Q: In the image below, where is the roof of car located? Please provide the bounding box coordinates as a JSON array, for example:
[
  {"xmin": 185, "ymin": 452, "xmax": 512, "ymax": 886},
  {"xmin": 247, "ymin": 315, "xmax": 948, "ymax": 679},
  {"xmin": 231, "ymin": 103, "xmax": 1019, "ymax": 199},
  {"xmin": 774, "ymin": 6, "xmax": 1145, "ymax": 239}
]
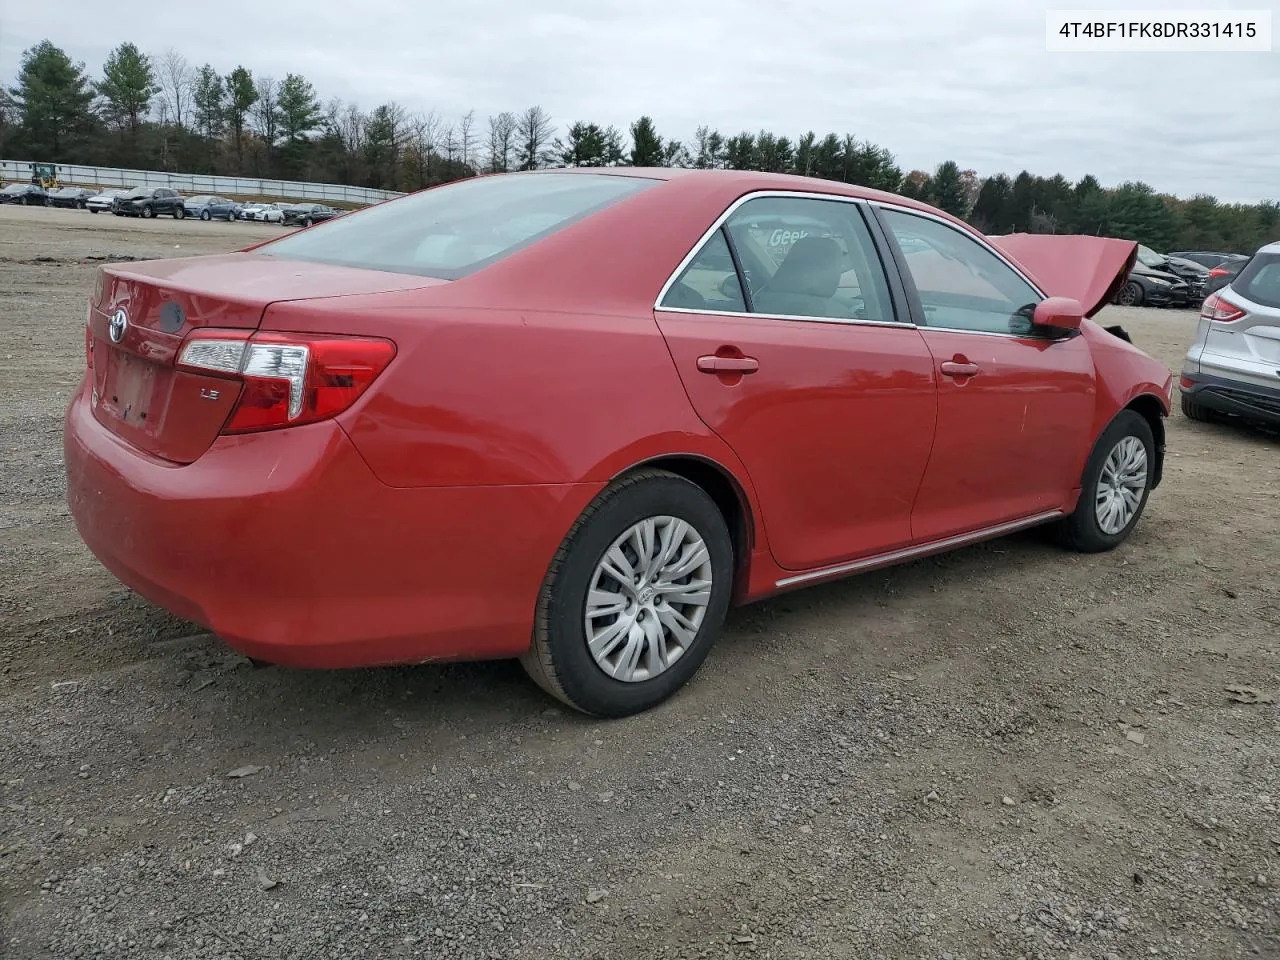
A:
[{"xmin": 537, "ymin": 166, "xmax": 941, "ymax": 216}]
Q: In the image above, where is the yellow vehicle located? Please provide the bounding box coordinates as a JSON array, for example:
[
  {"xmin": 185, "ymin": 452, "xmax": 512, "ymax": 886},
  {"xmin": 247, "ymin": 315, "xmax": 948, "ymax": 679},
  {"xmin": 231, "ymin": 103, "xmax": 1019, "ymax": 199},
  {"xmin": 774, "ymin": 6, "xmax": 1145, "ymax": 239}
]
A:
[{"xmin": 30, "ymin": 163, "xmax": 59, "ymax": 190}]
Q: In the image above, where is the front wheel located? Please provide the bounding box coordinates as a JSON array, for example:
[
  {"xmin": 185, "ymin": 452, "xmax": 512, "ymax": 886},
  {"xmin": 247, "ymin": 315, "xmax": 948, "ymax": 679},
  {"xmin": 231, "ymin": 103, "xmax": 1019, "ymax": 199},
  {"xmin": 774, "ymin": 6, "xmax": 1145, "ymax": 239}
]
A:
[
  {"xmin": 521, "ymin": 469, "xmax": 734, "ymax": 717},
  {"xmin": 200, "ymin": 209, "xmax": 211, "ymax": 221},
  {"xmin": 1055, "ymin": 410, "xmax": 1155, "ymax": 553},
  {"xmin": 141, "ymin": 205, "xmax": 154, "ymax": 219}
]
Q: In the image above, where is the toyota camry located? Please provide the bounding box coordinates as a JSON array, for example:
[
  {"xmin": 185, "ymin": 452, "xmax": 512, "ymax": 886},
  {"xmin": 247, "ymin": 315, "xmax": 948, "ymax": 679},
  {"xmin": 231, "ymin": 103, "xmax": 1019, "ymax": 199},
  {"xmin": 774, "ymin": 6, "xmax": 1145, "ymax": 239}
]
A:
[{"xmin": 64, "ymin": 169, "xmax": 1174, "ymax": 716}]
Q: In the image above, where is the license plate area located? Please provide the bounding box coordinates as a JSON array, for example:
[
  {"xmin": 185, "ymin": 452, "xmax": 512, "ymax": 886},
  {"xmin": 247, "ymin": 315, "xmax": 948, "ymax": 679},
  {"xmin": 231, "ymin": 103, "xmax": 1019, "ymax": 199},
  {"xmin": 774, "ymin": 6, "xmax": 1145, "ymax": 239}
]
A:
[{"xmin": 100, "ymin": 351, "xmax": 161, "ymax": 426}]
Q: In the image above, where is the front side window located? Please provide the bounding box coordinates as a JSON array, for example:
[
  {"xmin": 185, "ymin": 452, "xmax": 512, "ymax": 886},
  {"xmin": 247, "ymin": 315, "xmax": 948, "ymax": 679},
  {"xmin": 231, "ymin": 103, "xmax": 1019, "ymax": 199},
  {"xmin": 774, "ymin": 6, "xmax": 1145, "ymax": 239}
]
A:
[
  {"xmin": 724, "ymin": 196, "xmax": 894, "ymax": 322},
  {"xmin": 258, "ymin": 172, "xmax": 656, "ymax": 280},
  {"xmin": 880, "ymin": 209, "xmax": 1042, "ymax": 335}
]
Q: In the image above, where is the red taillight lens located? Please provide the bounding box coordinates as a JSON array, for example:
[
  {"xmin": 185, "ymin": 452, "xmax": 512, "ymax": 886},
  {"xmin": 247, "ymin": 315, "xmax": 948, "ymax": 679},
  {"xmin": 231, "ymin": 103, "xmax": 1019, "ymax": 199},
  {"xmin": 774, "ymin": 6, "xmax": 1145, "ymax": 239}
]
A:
[
  {"xmin": 176, "ymin": 330, "xmax": 396, "ymax": 434},
  {"xmin": 1199, "ymin": 292, "xmax": 1246, "ymax": 323},
  {"xmin": 1208, "ymin": 267, "xmax": 1229, "ymax": 277}
]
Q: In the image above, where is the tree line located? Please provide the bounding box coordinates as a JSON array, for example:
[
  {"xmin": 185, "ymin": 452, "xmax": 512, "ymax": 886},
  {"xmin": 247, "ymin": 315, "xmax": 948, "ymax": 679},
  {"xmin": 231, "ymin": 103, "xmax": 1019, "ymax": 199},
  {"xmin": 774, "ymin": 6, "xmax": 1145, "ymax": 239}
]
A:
[{"xmin": 2, "ymin": 39, "xmax": 1276, "ymax": 253}]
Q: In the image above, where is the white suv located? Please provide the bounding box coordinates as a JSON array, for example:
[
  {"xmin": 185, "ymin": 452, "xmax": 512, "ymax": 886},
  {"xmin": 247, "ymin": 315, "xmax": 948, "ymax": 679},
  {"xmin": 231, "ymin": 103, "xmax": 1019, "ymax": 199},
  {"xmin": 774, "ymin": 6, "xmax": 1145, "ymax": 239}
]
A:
[{"xmin": 1179, "ymin": 241, "xmax": 1280, "ymax": 429}]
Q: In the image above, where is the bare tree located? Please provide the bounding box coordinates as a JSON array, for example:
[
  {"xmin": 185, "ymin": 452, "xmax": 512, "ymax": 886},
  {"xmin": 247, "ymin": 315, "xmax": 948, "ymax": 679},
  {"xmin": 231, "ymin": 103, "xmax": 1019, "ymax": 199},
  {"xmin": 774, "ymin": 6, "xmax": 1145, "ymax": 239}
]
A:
[
  {"xmin": 515, "ymin": 105, "xmax": 555, "ymax": 171},
  {"xmin": 442, "ymin": 125, "xmax": 458, "ymax": 165},
  {"xmin": 405, "ymin": 110, "xmax": 440, "ymax": 186},
  {"xmin": 157, "ymin": 49, "xmax": 193, "ymax": 129},
  {"xmin": 252, "ymin": 75, "xmax": 280, "ymax": 145},
  {"xmin": 458, "ymin": 109, "xmax": 477, "ymax": 170},
  {"xmin": 485, "ymin": 111, "xmax": 516, "ymax": 173}
]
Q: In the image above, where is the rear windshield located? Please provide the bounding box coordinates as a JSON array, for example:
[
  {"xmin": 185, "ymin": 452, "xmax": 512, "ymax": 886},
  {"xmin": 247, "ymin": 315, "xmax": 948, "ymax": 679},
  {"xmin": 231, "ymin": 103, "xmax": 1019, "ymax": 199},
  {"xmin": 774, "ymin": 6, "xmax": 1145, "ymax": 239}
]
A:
[
  {"xmin": 1232, "ymin": 253, "xmax": 1280, "ymax": 308},
  {"xmin": 256, "ymin": 172, "xmax": 657, "ymax": 280}
]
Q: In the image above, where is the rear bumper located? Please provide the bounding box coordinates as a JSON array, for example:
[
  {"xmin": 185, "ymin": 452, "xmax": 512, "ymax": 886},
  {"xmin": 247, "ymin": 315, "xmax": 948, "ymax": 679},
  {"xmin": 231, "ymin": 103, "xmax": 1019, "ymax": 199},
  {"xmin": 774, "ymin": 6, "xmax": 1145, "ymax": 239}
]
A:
[
  {"xmin": 64, "ymin": 383, "xmax": 599, "ymax": 668},
  {"xmin": 1180, "ymin": 372, "xmax": 1280, "ymax": 425}
]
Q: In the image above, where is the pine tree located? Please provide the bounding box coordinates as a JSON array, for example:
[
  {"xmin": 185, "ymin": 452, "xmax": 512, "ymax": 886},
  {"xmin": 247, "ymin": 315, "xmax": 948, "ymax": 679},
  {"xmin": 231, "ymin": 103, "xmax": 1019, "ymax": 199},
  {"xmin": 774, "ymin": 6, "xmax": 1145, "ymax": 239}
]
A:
[
  {"xmin": 8, "ymin": 40, "xmax": 97, "ymax": 158},
  {"xmin": 98, "ymin": 43, "xmax": 158, "ymax": 135},
  {"xmin": 629, "ymin": 116, "xmax": 663, "ymax": 167}
]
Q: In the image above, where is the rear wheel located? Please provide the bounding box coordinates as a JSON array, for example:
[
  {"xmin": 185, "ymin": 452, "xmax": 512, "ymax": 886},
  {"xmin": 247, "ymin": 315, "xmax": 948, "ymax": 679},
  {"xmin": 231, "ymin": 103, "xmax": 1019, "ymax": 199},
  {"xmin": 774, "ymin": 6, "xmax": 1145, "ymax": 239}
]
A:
[
  {"xmin": 521, "ymin": 469, "xmax": 733, "ymax": 717},
  {"xmin": 1115, "ymin": 281, "xmax": 1144, "ymax": 307},
  {"xmin": 174, "ymin": 206, "xmax": 185, "ymax": 220},
  {"xmin": 1056, "ymin": 410, "xmax": 1155, "ymax": 553},
  {"xmin": 1180, "ymin": 392, "xmax": 1218, "ymax": 422}
]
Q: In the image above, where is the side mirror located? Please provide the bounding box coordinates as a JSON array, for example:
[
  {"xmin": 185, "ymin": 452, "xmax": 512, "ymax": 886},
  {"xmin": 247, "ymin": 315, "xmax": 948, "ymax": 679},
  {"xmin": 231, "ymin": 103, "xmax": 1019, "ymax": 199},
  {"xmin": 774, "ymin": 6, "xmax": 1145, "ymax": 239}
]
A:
[{"xmin": 1032, "ymin": 296, "xmax": 1084, "ymax": 336}]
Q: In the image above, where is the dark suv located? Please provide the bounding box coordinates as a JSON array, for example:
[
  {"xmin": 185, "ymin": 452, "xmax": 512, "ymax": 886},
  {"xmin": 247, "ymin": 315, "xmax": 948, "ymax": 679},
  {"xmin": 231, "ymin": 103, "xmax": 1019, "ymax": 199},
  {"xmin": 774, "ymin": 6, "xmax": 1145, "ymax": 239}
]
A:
[
  {"xmin": 1169, "ymin": 250, "xmax": 1251, "ymax": 295},
  {"xmin": 113, "ymin": 187, "xmax": 186, "ymax": 219},
  {"xmin": 281, "ymin": 203, "xmax": 340, "ymax": 227}
]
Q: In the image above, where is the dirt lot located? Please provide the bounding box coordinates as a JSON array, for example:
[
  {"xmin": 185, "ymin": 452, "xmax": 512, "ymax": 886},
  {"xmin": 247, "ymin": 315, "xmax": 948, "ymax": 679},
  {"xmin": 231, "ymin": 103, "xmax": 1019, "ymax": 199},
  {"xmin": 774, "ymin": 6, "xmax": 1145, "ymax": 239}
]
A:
[{"xmin": 1, "ymin": 204, "xmax": 1277, "ymax": 960}]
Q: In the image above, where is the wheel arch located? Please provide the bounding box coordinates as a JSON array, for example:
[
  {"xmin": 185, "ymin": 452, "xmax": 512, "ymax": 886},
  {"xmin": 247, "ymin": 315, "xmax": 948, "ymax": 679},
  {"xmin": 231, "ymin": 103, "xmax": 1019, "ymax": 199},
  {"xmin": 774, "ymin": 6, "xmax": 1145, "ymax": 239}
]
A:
[
  {"xmin": 1124, "ymin": 392, "xmax": 1167, "ymax": 489},
  {"xmin": 611, "ymin": 453, "xmax": 756, "ymax": 598}
]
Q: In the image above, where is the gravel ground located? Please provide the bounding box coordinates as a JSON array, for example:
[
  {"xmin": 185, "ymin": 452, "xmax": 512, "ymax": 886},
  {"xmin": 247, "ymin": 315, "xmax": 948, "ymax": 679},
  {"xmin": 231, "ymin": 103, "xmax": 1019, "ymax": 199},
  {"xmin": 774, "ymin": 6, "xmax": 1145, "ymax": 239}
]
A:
[{"xmin": 1, "ymin": 204, "xmax": 1278, "ymax": 960}]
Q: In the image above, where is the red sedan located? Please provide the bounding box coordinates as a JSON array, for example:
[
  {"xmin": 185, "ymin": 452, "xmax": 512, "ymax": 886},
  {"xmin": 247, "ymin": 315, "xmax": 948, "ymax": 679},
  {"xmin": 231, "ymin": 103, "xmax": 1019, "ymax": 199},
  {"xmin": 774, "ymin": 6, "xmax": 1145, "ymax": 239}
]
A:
[{"xmin": 65, "ymin": 169, "xmax": 1173, "ymax": 716}]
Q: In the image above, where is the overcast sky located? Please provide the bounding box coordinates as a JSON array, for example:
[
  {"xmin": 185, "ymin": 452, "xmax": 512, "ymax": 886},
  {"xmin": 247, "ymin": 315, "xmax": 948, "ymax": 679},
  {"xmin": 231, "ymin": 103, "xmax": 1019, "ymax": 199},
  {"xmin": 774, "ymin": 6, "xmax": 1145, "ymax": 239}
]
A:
[{"xmin": 3, "ymin": 0, "xmax": 1276, "ymax": 203}]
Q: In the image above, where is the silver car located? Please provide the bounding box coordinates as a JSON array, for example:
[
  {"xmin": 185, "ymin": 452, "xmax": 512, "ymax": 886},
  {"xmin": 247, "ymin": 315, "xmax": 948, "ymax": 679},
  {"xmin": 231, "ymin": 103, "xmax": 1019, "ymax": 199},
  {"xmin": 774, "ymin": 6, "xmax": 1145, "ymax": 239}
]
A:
[{"xmin": 1179, "ymin": 241, "xmax": 1280, "ymax": 428}]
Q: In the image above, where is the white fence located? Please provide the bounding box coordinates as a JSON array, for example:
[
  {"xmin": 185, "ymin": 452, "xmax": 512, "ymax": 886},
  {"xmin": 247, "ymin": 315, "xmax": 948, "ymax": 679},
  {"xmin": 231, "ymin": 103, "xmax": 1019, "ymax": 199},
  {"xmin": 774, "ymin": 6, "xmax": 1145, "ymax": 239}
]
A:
[{"xmin": 0, "ymin": 160, "xmax": 404, "ymax": 206}]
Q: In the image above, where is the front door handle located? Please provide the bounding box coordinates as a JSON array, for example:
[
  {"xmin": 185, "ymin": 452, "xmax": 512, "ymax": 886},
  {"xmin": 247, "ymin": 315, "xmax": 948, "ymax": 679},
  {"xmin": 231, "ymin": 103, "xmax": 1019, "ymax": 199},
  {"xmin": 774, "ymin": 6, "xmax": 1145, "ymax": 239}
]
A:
[
  {"xmin": 940, "ymin": 360, "xmax": 980, "ymax": 378},
  {"xmin": 697, "ymin": 355, "xmax": 759, "ymax": 374}
]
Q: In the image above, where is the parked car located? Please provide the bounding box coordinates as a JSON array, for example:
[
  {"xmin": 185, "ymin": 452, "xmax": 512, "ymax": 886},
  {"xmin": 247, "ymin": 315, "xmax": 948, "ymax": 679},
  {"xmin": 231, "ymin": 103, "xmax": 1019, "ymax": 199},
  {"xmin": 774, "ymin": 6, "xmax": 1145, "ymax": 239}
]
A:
[
  {"xmin": 183, "ymin": 195, "xmax": 240, "ymax": 221},
  {"xmin": 0, "ymin": 183, "xmax": 50, "ymax": 205},
  {"xmin": 48, "ymin": 186, "xmax": 97, "ymax": 209},
  {"xmin": 1161, "ymin": 255, "xmax": 1210, "ymax": 304},
  {"xmin": 113, "ymin": 187, "xmax": 186, "ymax": 219},
  {"xmin": 1114, "ymin": 244, "xmax": 1190, "ymax": 307},
  {"xmin": 249, "ymin": 202, "xmax": 290, "ymax": 223},
  {"xmin": 65, "ymin": 170, "xmax": 1173, "ymax": 717},
  {"xmin": 1179, "ymin": 240, "xmax": 1280, "ymax": 429},
  {"xmin": 236, "ymin": 202, "xmax": 265, "ymax": 221},
  {"xmin": 1170, "ymin": 251, "xmax": 1253, "ymax": 296},
  {"xmin": 281, "ymin": 203, "xmax": 339, "ymax": 227},
  {"xmin": 86, "ymin": 188, "xmax": 130, "ymax": 214}
]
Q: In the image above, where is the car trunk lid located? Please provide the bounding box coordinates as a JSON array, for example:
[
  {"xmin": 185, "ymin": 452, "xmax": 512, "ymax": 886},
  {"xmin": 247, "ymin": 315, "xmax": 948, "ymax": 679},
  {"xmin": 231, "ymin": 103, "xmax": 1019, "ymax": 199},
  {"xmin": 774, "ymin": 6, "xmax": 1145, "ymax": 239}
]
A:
[{"xmin": 88, "ymin": 254, "xmax": 448, "ymax": 464}]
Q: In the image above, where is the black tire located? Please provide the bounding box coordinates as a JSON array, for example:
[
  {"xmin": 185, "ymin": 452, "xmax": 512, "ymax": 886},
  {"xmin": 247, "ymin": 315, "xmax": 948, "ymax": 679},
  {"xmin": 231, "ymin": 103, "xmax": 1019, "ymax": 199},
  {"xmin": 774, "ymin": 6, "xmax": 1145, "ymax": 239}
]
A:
[
  {"xmin": 521, "ymin": 469, "xmax": 734, "ymax": 717},
  {"xmin": 200, "ymin": 209, "xmax": 211, "ymax": 221},
  {"xmin": 174, "ymin": 205, "xmax": 185, "ymax": 220},
  {"xmin": 22, "ymin": 195, "xmax": 30, "ymax": 206},
  {"xmin": 90, "ymin": 208, "xmax": 99, "ymax": 214},
  {"xmin": 1115, "ymin": 281, "xmax": 1144, "ymax": 307},
  {"xmin": 1180, "ymin": 391, "xmax": 1218, "ymax": 423},
  {"xmin": 303, "ymin": 217, "xmax": 313, "ymax": 228},
  {"xmin": 1055, "ymin": 409, "xmax": 1155, "ymax": 553},
  {"xmin": 141, "ymin": 205, "xmax": 154, "ymax": 219}
]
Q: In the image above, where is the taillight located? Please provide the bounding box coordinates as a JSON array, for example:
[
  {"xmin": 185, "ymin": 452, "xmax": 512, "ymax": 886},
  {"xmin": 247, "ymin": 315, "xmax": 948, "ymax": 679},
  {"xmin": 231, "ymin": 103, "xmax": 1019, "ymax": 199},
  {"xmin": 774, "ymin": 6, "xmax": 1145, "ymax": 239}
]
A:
[
  {"xmin": 1200, "ymin": 292, "xmax": 1246, "ymax": 323},
  {"xmin": 176, "ymin": 330, "xmax": 396, "ymax": 434},
  {"xmin": 1208, "ymin": 267, "xmax": 1229, "ymax": 277}
]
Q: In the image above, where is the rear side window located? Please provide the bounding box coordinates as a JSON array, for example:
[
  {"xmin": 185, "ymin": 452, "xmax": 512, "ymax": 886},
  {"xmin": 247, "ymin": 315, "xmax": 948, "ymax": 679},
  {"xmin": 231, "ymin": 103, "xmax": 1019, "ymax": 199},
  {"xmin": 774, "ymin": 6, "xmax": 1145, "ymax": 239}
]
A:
[
  {"xmin": 1233, "ymin": 253, "xmax": 1280, "ymax": 308},
  {"xmin": 257, "ymin": 173, "xmax": 657, "ymax": 280},
  {"xmin": 661, "ymin": 230, "xmax": 746, "ymax": 312}
]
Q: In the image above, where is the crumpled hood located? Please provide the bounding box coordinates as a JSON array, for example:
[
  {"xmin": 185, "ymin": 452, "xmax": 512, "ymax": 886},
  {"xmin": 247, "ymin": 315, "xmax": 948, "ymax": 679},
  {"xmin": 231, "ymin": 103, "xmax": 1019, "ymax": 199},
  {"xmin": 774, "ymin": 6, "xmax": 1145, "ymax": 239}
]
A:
[{"xmin": 987, "ymin": 234, "xmax": 1138, "ymax": 318}]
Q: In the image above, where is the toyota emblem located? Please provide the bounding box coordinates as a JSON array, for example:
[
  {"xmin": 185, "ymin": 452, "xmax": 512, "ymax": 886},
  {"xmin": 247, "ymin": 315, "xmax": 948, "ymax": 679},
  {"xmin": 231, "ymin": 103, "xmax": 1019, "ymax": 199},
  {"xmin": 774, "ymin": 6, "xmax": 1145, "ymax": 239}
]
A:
[{"xmin": 108, "ymin": 308, "xmax": 128, "ymax": 343}]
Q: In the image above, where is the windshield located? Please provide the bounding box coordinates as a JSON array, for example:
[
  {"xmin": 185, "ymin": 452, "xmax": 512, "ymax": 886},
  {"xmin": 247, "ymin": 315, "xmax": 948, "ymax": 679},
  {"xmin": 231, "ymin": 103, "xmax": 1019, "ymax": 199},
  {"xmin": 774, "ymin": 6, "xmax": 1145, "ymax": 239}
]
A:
[
  {"xmin": 1136, "ymin": 245, "xmax": 1167, "ymax": 268},
  {"xmin": 122, "ymin": 188, "xmax": 148, "ymax": 199},
  {"xmin": 2, "ymin": 185, "xmax": 24, "ymax": 193},
  {"xmin": 257, "ymin": 172, "xmax": 657, "ymax": 280},
  {"xmin": 187, "ymin": 195, "xmax": 212, "ymax": 204}
]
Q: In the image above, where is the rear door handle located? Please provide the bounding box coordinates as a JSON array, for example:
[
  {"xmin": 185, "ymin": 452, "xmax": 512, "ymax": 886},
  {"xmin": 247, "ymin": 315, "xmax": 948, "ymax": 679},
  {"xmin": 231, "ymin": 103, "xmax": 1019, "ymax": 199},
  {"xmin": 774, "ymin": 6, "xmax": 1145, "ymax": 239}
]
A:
[
  {"xmin": 697, "ymin": 355, "xmax": 759, "ymax": 374},
  {"xmin": 940, "ymin": 360, "xmax": 980, "ymax": 377}
]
